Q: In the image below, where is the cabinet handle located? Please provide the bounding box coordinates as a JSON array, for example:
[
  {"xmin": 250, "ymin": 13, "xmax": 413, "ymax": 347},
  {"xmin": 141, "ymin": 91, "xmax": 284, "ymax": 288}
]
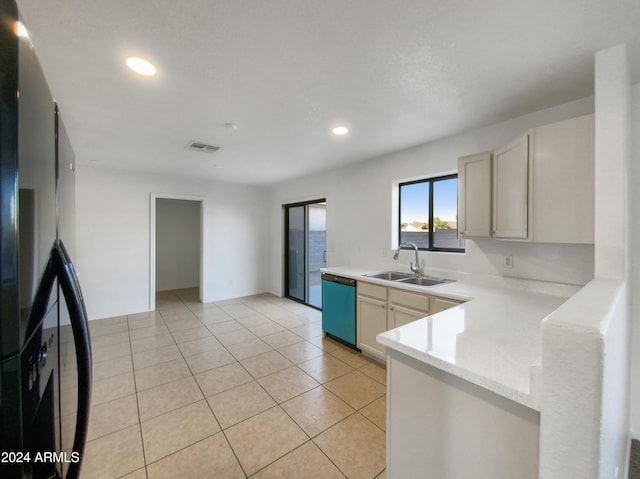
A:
[{"xmin": 389, "ymin": 306, "xmax": 394, "ymax": 311}]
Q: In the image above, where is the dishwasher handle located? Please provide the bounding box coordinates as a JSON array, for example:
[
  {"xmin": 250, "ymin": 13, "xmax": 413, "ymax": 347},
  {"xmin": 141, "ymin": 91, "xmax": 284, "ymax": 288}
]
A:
[{"xmin": 322, "ymin": 273, "xmax": 356, "ymax": 287}]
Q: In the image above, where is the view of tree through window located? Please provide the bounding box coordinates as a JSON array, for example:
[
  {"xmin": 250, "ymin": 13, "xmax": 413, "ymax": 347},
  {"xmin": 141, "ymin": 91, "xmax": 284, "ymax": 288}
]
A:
[{"xmin": 399, "ymin": 175, "xmax": 464, "ymax": 252}]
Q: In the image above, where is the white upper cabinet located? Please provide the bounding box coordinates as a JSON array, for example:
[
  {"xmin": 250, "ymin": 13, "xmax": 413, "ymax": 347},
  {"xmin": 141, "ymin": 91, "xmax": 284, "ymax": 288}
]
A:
[
  {"xmin": 529, "ymin": 114, "xmax": 594, "ymax": 244},
  {"xmin": 493, "ymin": 134, "xmax": 530, "ymax": 239},
  {"xmin": 458, "ymin": 152, "xmax": 492, "ymax": 238},
  {"xmin": 458, "ymin": 114, "xmax": 594, "ymax": 244}
]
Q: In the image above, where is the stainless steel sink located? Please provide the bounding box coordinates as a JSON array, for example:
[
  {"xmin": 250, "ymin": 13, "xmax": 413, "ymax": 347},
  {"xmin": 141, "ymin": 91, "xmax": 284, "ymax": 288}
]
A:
[
  {"xmin": 364, "ymin": 271, "xmax": 413, "ymax": 281},
  {"xmin": 363, "ymin": 271, "xmax": 454, "ymax": 287},
  {"xmin": 397, "ymin": 276, "xmax": 452, "ymax": 287}
]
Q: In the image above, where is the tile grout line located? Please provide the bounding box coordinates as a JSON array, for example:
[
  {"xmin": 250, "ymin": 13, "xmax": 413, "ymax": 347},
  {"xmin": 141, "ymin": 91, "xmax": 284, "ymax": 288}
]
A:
[
  {"xmin": 169, "ymin": 291, "xmax": 270, "ymax": 478},
  {"xmin": 219, "ymin": 293, "xmax": 388, "ymax": 477},
  {"xmin": 181, "ymin": 294, "xmax": 252, "ymax": 478},
  {"xmin": 126, "ymin": 312, "xmax": 151, "ymax": 479},
  {"xmin": 233, "ymin": 296, "xmax": 364, "ymax": 478},
  {"xmin": 193, "ymin": 295, "xmax": 320, "ymax": 477},
  {"xmin": 136, "ymin": 292, "xmax": 228, "ymax": 476},
  {"xmin": 84, "ymin": 320, "xmax": 140, "ymax": 470},
  {"xmin": 88, "ymin": 290, "xmax": 385, "ymax": 478}
]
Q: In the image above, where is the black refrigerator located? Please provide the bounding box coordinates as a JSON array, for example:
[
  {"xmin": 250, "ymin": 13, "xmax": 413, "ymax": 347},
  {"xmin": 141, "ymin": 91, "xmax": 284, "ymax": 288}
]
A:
[{"xmin": 0, "ymin": 1, "xmax": 92, "ymax": 478}]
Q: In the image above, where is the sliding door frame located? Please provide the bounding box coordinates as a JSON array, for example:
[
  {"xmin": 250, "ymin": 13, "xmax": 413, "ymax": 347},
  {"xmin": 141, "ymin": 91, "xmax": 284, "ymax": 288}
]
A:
[{"xmin": 283, "ymin": 198, "xmax": 326, "ymax": 310}]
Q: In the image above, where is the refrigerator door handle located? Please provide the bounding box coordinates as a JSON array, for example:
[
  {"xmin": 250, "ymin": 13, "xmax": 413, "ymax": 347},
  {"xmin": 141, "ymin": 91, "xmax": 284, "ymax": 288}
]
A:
[
  {"xmin": 27, "ymin": 249, "xmax": 57, "ymax": 338},
  {"xmin": 52, "ymin": 240, "xmax": 92, "ymax": 479}
]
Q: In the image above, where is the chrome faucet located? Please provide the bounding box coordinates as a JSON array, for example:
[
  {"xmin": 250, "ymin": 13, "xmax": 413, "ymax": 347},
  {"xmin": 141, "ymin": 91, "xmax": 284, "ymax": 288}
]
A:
[{"xmin": 393, "ymin": 241, "xmax": 422, "ymax": 276}]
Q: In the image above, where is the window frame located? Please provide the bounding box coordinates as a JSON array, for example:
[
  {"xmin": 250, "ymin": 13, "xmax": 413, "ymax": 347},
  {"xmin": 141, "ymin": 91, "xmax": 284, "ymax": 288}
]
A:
[{"xmin": 398, "ymin": 173, "xmax": 464, "ymax": 253}]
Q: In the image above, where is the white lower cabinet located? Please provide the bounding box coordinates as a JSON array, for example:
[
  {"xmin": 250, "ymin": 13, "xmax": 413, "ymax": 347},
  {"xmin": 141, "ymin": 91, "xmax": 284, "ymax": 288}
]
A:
[
  {"xmin": 431, "ymin": 296, "xmax": 463, "ymax": 314},
  {"xmin": 388, "ymin": 305, "xmax": 426, "ymax": 329},
  {"xmin": 357, "ymin": 282, "xmax": 462, "ymax": 362},
  {"xmin": 357, "ymin": 282, "xmax": 388, "ymax": 360},
  {"xmin": 388, "ymin": 288, "xmax": 430, "ymax": 329}
]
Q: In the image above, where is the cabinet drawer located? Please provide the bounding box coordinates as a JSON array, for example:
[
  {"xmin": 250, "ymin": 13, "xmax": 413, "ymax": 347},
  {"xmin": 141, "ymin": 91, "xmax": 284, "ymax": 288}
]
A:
[
  {"xmin": 358, "ymin": 281, "xmax": 387, "ymax": 300},
  {"xmin": 388, "ymin": 288, "xmax": 430, "ymax": 313}
]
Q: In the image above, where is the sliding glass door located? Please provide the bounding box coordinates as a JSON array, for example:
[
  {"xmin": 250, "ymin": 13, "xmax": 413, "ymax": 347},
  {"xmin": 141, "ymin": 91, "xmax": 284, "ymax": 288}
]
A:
[{"xmin": 285, "ymin": 200, "xmax": 326, "ymax": 309}]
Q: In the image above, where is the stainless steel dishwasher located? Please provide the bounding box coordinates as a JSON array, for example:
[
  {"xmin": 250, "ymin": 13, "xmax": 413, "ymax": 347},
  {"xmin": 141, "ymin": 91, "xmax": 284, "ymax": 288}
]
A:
[{"xmin": 321, "ymin": 273, "xmax": 357, "ymax": 348}]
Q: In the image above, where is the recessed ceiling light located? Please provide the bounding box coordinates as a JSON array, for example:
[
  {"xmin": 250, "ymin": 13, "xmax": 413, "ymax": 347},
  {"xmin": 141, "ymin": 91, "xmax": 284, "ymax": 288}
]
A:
[
  {"xmin": 332, "ymin": 126, "xmax": 349, "ymax": 136},
  {"xmin": 126, "ymin": 57, "xmax": 157, "ymax": 76}
]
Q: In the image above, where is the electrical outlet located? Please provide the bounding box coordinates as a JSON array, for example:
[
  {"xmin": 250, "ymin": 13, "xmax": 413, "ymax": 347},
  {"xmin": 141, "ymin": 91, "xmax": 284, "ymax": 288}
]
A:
[{"xmin": 503, "ymin": 254, "xmax": 514, "ymax": 269}]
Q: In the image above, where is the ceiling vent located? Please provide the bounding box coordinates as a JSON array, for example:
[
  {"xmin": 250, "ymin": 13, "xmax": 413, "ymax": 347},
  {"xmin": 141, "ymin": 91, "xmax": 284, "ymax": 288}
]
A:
[{"xmin": 186, "ymin": 141, "xmax": 222, "ymax": 154}]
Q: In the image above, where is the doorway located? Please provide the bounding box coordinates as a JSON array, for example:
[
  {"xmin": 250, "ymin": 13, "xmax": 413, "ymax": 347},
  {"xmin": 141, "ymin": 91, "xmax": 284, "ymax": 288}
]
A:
[
  {"xmin": 150, "ymin": 194, "xmax": 206, "ymax": 310},
  {"xmin": 284, "ymin": 199, "xmax": 326, "ymax": 309}
]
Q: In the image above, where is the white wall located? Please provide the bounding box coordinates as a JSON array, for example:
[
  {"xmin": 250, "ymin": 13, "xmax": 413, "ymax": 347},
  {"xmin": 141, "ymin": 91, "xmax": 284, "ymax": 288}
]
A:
[
  {"xmin": 267, "ymin": 96, "xmax": 596, "ymax": 296},
  {"xmin": 592, "ymin": 45, "xmax": 632, "ymax": 476},
  {"xmin": 594, "ymin": 47, "xmax": 630, "ymax": 279},
  {"xmin": 75, "ymin": 165, "xmax": 270, "ymax": 320},
  {"xmin": 630, "ymin": 82, "xmax": 640, "ymax": 438},
  {"xmin": 539, "ymin": 44, "xmax": 632, "ymax": 479},
  {"xmin": 155, "ymin": 198, "xmax": 200, "ymax": 292},
  {"xmin": 540, "ymin": 279, "xmax": 627, "ymax": 478}
]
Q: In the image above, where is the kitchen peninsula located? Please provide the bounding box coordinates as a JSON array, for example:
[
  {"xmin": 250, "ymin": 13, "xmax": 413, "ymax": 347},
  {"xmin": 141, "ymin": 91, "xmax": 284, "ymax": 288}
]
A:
[{"xmin": 322, "ymin": 265, "xmax": 580, "ymax": 478}]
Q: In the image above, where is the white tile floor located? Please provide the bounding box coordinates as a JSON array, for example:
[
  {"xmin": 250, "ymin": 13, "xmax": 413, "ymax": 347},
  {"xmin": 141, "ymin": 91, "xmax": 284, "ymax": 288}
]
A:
[{"xmin": 80, "ymin": 289, "xmax": 386, "ymax": 478}]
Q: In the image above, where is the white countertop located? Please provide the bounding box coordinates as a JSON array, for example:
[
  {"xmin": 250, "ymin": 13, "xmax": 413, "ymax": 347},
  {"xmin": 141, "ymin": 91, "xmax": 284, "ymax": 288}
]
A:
[{"xmin": 322, "ymin": 266, "xmax": 580, "ymax": 410}]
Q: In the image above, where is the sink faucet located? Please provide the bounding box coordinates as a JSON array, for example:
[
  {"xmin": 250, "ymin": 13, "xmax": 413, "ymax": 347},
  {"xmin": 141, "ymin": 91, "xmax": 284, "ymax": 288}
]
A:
[{"xmin": 393, "ymin": 242, "xmax": 422, "ymax": 276}]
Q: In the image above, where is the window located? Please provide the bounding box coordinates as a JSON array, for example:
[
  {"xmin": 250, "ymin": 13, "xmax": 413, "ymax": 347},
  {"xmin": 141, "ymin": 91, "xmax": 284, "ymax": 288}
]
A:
[{"xmin": 399, "ymin": 174, "xmax": 464, "ymax": 252}]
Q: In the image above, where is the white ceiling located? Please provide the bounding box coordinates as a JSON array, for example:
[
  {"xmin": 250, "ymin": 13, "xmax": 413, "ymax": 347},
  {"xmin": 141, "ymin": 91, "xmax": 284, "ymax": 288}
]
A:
[{"xmin": 16, "ymin": 0, "xmax": 640, "ymax": 186}]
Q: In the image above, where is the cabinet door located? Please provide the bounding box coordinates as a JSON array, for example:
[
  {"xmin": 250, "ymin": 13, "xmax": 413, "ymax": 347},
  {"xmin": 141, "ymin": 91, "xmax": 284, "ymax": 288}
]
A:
[
  {"xmin": 357, "ymin": 295, "xmax": 387, "ymax": 360},
  {"xmin": 389, "ymin": 304, "xmax": 429, "ymax": 329},
  {"xmin": 530, "ymin": 114, "xmax": 594, "ymax": 243},
  {"xmin": 493, "ymin": 134, "xmax": 529, "ymax": 239},
  {"xmin": 388, "ymin": 288, "xmax": 430, "ymax": 329},
  {"xmin": 430, "ymin": 296, "xmax": 462, "ymax": 314},
  {"xmin": 458, "ymin": 152, "xmax": 492, "ymax": 238}
]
